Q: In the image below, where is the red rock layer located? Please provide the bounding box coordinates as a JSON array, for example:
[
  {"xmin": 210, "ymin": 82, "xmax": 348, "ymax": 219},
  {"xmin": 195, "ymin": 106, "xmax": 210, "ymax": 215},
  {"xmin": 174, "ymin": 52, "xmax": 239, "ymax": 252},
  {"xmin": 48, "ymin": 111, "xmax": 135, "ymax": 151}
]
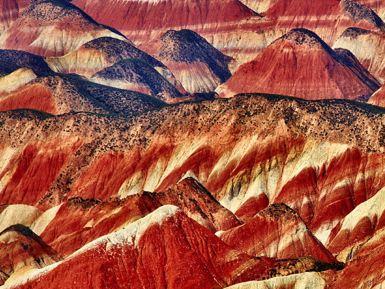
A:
[
  {"xmin": 235, "ymin": 194, "xmax": 269, "ymax": 222},
  {"xmin": 0, "ymin": 0, "xmax": 29, "ymax": 29},
  {"xmin": 0, "ymin": 224, "xmax": 59, "ymax": 285},
  {"xmin": 220, "ymin": 204, "xmax": 336, "ymax": 263},
  {"xmin": 326, "ymin": 228, "xmax": 385, "ymax": 288},
  {"xmin": 0, "ymin": 95, "xmax": 384, "ymax": 247},
  {"xmin": 11, "ymin": 206, "xmax": 323, "ymax": 289},
  {"xmin": 0, "ymin": 74, "xmax": 165, "ymax": 115},
  {"xmin": 0, "ymin": 0, "xmax": 124, "ymax": 57},
  {"xmin": 265, "ymin": 0, "xmax": 385, "ymax": 43},
  {"xmin": 40, "ymin": 194, "xmax": 161, "ymax": 256},
  {"xmin": 217, "ymin": 28, "xmax": 380, "ymax": 100},
  {"xmin": 0, "ymin": 138, "xmax": 82, "ymax": 205},
  {"xmin": 0, "ymin": 84, "xmax": 57, "ymax": 114},
  {"xmin": 334, "ymin": 27, "xmax": 385, "ymax": 82},
  {"xmin": 155, "ymin": 177, "xmax": 242, "ymax": 231},
  {"xmin": 70, "ymin": 0, "xmax": 256, "ymax": 36}
]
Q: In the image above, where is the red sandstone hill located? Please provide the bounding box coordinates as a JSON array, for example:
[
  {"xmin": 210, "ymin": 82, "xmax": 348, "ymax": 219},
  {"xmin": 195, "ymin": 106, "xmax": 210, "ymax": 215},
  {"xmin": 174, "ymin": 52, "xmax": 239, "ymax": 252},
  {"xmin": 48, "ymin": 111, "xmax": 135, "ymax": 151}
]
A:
[
  {"xmin": 67, "ymin": 0, "xmax": 257, "ymax": 37},
  {"xmin": 334, "ymin": 27, "xmax": 385, "ymax": 82},
  {"xmin": 156, "ymin": 29, "xmax": 232, "ymax": 94},
  {"xmin": 0, "ymin": 94, "xmax": 383, "ymax": 287},
  {"xmin": 217, "ymin": 28, "xmax": 380, "ymax": 100},
  {"xmin": 155, "ymin": 177, "xmax": 242, "ymax": 231},
  {"xmin": 0, "ymin": 0, "xmax": 125, "ymax": 57},
  {"xmin": 219, "ymin": 204, "xmax": 336, "ymax": 263},
  {"xmin": 91, "ymin": 58, "xmax": 187, "ymax": 103},
  {"xmin": 5, "ymin": 206, "xmax": 341, "ymax": 289},
  {"xmin": 0, "ymin": 224, "xmax": 59, "ymax": 285},
  {"xmin": 265, "ymin": 0, "xmax": 385, "ymax": 43},
  {"xmin": 45, "ymin": 36, "xmax": 185, "ymax": 91},
  {"xmin": 0, "ymin": 74, "xmax": 165, "ymax": 115},
  {"xmin": 0, "ymin": 94, "xmax": 384, "ymax": 241}
]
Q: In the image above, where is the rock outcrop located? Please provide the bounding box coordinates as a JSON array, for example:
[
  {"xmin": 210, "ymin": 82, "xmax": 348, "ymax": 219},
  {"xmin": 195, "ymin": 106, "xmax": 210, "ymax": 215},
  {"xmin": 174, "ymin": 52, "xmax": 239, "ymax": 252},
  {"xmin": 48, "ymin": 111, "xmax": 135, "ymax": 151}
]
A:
[
  {"xmin": 217, "ymin": 29, "xmax": 380, "ymax": 99},
  {"xmin": 157, "ymin": 29, "xmax": 232, "ymax": 94},
  {"xmin": 0, "ymin": 0, "xmax": 125, "ymax": 57}
]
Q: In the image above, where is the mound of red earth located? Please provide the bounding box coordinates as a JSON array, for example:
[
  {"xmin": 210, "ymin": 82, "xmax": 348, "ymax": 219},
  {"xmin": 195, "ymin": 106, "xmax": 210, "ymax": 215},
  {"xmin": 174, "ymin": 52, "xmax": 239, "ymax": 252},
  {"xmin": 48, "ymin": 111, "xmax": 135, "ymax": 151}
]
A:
[
  {"xmin": 46, "ymin": 36, "xmax": 183, "ymax": 88},
  {"xmin": 217, "ymin": 28, "xmax": 380, "ymax": 99},
  {"xmin": 63, "ymin": 0, "xmax": 265, "ymax": 69},
  {"xmin": 0, "ymin": 224, "xmax": 59, "ymax": 285},
  {"xmin": 334, "ymin": 27, "xmax": 385, "ymax": 82},
  {"xmin": 37, "ymin": 178, "xmax": 240, "ymax": 257},
  {"xmin": 155, "ymin": 177, "xmax": 242, "ymax": 231},
  {"xmin": 156, "ymin": 29, "xmax": 232, "ymax": 94},
  {"xmin": 0, "ymin": 0, "xmax": 125, "ymax": 57},
  {"xmin": 91, "ymin": 58, "xmax": 187, "ymax": 103},
  {"xmin": 219, "ymin": 204, "xmax": 336, "ymax": 263},
  {"xmin": 68, "ymin": 0, "xmax": 257, "ymax": 38},
  {"xmin": 6, "ymin": 206, "xmax": 341, "ymax": 289},
  {"xmin": 0, "ymin": 74, "xmax": 165, "ymax": 115},
  {"xmin": 265, "ymin": 0, "xmax": 385, "ymax": 43}
]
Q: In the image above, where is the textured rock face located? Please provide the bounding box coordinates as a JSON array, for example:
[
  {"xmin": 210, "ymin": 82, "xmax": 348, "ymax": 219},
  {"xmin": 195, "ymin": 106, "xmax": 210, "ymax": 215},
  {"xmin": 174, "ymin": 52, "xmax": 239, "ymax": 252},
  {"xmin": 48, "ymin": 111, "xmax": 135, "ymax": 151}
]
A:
[
  {"xmin": 4, "ymin": 206, "xmax": 334, "ymax": 289},
  {"xmin": 224, "ymin": 272, "xmax": 327, "ymax": 289},
  {"xmin": 220, "ymin": 204, "xmax": 336, "ymax": 263},
  {"xmin": 0, "ymin": 95, "xmax": 384, "ymax": 238},
  {"xmin": 157, "ymin": 29, "xmax": 232, "ymax": 94},
  {"xmin": 1, "ymin": 1, "xmax": 385, "ymax": 288},
  {"xmin": 0, "ymin": 0, "xmax": 125, "ymax": 57},
  {"xmin": 265, "ymin": 0, "xmax": 385, "ymax": 43},
  {"xmin": 0, "ymin": 74, "xmax": 165, "ymax": 115},
  {"xmin": 69, "ymin": 0, "xmax": 256, "ymax": 36},
  {"xmin": 91, "ymin": 59, "xmax": 186, "ymax": 103},
  {"xmin": 46, "ymin": 37, "xmax": 165, "ymax": 77},
  {"xmin": 334, "ymin": 27, "xmax": 385, "ymax": 82},
  {"xmin": 0, "ymin": 225, "xmax": 59, "ymax": 285},
  {"xmin": 217, "ymin": 29, "xmax": 380, "ymax": 99}
]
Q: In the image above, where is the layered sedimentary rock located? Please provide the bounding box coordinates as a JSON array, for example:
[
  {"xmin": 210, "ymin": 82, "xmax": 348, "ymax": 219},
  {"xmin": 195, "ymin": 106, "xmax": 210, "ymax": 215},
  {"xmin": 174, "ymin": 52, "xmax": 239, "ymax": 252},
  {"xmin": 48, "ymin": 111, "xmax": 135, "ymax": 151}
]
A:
[
  {"xmin": 334, "ymin": 27, "xmax": 385, "ymax": 82},
  {"xmin": 0, "ymin": 94, "xmax": 384, "ymax": 248},
  {"xmin": 265, "ymin": 0, "xmax": 385, "ymax": 44},
  {"xmin": 45, "ymin": 36, "xmax": 184, "ymax": 89},
  {"xmin": 0, "ymin": 74, "xmax": 164, "ymax": 115},
  {"xmin": 4, "ymin": 206, "xmax": 337, "ymax": 289},
  {"xmin": 0, "ymin": 225, "xmax": 59, "ymax": 285},
  {"xmin": 91, "ymin": 59, "xmax": 186, "ymax": 103},
  {"xmin": 65, "ymin": 0, "xmax": 268, "ymax": 69},
  {"xmin": 157, "ymin": 29, "xmax": 232, "ymax": 93},
  {"xmin": 0, "ymin": 0, "xmax": 125, "ymax": 57},
  {"xmin": 220, "ymin": 204, "xmax": 336, "ymax": 263},
  {"xmin": 217, "ymin": 29, "xmax": 380, "ymax": 99},
  {"xmin": 155, "ymin": 177, "xmax": 242, "ymax": 231}
]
